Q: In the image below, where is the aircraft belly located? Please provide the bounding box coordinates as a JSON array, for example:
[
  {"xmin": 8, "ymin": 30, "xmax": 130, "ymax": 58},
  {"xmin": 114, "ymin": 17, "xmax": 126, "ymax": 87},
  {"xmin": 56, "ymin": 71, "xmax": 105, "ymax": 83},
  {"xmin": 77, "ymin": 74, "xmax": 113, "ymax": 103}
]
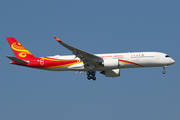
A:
[
  {"xmin": 41, "ymin": 67, "xmax": 69, "ymax": 71},
  {"xmin": 67, "ymin": 63, "xmax": 84, "ymax": 70}
]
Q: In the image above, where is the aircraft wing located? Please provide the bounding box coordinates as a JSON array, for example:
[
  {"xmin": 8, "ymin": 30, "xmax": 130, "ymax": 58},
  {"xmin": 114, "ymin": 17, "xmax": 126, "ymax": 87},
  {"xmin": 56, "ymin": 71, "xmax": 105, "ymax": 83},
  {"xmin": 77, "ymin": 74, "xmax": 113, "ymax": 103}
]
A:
[{"xmin": 53, "ymin": 36, "xmax": 103, "ymax": 69}]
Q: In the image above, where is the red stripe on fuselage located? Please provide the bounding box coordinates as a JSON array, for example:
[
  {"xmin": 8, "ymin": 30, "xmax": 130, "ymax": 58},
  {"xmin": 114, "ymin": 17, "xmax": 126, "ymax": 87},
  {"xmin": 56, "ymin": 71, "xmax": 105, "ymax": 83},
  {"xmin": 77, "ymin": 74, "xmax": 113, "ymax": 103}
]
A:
[
  {"xmin": 34, "ymin": 57, "xmax": 79, "ymax": 69},
  {"xmin": 11, "ymin": 57, "xmax": 79, "ymax": 69},
  {"xmin": 119, "ymin": 59, "xmax": 143, "ymax": 67}
]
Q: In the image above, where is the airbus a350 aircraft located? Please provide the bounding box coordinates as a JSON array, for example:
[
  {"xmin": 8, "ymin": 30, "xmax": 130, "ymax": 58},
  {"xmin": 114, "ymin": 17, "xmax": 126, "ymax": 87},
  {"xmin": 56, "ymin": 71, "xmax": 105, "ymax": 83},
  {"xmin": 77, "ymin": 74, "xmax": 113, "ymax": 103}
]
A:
[{"xmin": 6, "ymin": 37, "xmax": 175, "ymax": 80}]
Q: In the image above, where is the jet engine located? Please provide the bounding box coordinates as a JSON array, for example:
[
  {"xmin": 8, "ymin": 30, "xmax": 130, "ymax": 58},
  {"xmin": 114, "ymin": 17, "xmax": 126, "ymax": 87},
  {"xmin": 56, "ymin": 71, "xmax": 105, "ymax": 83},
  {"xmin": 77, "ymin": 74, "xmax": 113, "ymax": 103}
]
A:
[
  {"xmin": 102, "ymin": 59, "xmax": 119, "ymax": 68},
  {"xmin": 100, "ymin": 69, "xmax": 120, "ymax": 77}
]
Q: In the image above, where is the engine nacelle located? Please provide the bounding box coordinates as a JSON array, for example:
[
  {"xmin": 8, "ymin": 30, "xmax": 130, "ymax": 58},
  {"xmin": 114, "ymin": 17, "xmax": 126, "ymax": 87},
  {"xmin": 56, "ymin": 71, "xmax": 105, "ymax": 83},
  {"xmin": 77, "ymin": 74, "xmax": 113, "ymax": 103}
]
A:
[
  {"xmin": 102, "ymin": 59, "xmax": 119, "ymax": 68},
  {"xmin": 101, "ymin": 69, "xmax": 120, "ymax": 77}
]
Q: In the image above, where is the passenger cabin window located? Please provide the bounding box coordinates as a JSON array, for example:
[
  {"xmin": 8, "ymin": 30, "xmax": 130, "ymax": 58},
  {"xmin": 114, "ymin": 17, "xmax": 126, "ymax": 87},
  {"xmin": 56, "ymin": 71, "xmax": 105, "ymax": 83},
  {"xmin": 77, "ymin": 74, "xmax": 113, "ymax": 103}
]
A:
[{"xmin": 165, "ymin": 55, "xmax": 170, "ymax": 57}]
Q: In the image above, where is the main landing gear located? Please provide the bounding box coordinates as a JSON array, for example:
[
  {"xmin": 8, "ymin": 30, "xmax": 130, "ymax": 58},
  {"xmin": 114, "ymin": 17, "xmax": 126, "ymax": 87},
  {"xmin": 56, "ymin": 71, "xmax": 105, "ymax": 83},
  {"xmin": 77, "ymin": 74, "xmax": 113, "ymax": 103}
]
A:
[
  {"xmin": 87, "ymin": 71, "xmax": 96, "ymax": 80},
  {"xmin": 162, "ymin": 66, "xmax": 167, "ymax": 74}
]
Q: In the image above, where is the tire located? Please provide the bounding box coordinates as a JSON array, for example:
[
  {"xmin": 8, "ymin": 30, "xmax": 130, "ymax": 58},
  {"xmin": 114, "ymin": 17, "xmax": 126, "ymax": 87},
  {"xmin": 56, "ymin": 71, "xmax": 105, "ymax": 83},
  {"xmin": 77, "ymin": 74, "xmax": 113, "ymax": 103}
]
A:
[
  {"xmin": 162, "ymin": 71, "xmax": 166, "ymax": 74},
  {"xmin": 87, "ymin": 76, "xmax": 91, "ymax": 80},
  {"xmin": 86, "ymin": 72, "xmax": 90, "ymax": 75},
  {"xmin": 92, "ymin": 76, "xmax": 96, "ymax": 81}
]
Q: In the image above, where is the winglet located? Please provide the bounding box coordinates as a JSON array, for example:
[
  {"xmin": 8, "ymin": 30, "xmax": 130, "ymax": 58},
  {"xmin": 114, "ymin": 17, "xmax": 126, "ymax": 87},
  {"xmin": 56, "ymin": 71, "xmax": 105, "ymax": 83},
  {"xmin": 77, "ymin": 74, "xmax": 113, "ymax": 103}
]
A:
[{"xmin": 53, "ymin": 36, "xmax": 62, "ymax": 42}]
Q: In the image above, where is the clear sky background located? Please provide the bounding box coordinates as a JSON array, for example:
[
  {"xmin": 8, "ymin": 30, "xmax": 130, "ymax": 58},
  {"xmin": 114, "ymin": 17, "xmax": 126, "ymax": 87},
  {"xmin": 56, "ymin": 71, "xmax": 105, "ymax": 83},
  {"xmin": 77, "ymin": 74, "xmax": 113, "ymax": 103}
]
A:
[{"xmin": 1, "ymin": 0, "xmax": 180, "ymax": 120}]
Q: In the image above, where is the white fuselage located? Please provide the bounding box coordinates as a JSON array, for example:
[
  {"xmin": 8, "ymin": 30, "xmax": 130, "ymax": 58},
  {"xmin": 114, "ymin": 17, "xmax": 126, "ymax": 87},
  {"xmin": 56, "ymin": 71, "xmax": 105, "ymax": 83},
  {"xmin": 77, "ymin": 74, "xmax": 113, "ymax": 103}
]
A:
[
  {"xmin": 45, "ymin": 52, "xmax": 175, "ymax": 71},
  {"xmin": 6, "ymin": 37, "xmax": 175, "ymax": 79}
]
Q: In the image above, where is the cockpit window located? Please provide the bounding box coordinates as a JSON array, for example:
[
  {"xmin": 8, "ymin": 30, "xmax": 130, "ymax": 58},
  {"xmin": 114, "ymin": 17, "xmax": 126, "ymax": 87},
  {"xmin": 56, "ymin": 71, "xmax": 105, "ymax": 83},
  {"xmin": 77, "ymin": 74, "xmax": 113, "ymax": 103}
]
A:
[{"xmin": 165, "ymin": 55, "xmax": 170, "ymax": 57}]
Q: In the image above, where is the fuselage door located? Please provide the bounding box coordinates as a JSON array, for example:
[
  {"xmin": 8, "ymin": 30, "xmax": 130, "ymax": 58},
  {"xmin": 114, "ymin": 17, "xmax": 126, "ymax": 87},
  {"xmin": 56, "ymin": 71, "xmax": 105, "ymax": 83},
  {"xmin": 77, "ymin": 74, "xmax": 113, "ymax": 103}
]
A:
[
  {"xmin": 125, "ymin": 54, "xmax": 129, "ymax": 60},
  {"xmin": 156, "ymin": 54, "xmax": 160, "ymax": 60}
]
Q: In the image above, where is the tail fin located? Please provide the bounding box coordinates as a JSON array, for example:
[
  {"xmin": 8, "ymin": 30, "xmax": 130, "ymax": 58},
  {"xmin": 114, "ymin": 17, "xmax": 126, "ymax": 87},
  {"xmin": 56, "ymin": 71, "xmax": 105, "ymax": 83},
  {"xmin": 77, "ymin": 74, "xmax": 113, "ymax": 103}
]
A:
[{"xmin": 6, "ymin": 37, "xmax": 36, "ymax": 59}]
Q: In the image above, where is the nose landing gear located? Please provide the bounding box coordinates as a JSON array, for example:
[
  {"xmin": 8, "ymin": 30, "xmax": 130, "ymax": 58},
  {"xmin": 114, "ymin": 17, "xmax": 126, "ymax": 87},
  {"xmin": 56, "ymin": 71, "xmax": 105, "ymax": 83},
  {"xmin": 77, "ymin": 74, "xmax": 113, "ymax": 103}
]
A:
[
  {"xmin": 162, "ymin": 66, "xmax": 167, "ymax": 74},
  {"xmin": 87, "ymin": 71, "xmax": 96, "ymax": 80}
]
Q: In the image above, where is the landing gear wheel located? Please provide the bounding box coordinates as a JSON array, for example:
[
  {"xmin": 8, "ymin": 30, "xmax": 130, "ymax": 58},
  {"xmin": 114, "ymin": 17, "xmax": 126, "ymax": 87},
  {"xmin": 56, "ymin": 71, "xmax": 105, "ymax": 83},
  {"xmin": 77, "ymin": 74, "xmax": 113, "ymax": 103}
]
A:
[
  {"xmin": 86, "ymin": 71, "xmax": 96, "ymax": 80},
  {"xmin": 162, "ymin": 66, "xmax": 167, "ymax": 74},
  {"xmin": 92, "ymin": 76, "xmax": 96, "ymax": 81},
  {"xmin": 87, "ymin": 76, "xmax": 91, "ymax": 80},
  {"xmin": 92, "ymin": 72, "xmax": 95, "ymax": 76},
  {"xmin": 86, "ymin": 72, "xmax": 90, "ymax": 75},
  {"xmin": 162, "ymin": 71, "xmax": 166, "ymax": 74}
]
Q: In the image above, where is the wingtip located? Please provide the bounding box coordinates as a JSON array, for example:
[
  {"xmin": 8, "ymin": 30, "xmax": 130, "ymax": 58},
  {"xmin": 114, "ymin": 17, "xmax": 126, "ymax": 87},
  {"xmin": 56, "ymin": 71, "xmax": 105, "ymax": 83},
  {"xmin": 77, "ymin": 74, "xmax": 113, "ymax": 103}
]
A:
[{"xmin": 53, "ymin": 36, "xmax": 62, "ymax": 42}]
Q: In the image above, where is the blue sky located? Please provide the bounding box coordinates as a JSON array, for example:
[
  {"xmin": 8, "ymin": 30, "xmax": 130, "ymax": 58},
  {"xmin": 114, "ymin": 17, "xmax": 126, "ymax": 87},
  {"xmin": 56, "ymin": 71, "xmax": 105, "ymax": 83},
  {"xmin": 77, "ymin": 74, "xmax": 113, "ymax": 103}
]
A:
[{"xmin": 1, "ymin": 0, "xmax": 180, "ymax": 120}]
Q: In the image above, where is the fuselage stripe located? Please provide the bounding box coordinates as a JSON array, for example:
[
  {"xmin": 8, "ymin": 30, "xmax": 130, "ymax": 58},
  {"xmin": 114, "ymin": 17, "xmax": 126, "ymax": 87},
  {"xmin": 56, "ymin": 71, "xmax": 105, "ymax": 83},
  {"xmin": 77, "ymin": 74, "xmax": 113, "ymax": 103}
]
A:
[{"xmin": 119, "ymin": 59, "xmax": 143, "ymax": 67}]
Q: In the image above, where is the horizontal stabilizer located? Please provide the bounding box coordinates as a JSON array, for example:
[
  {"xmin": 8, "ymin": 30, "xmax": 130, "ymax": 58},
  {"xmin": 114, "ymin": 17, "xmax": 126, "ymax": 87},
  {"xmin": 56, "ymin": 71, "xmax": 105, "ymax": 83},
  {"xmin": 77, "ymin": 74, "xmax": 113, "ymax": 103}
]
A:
[{"xmin": 6, "ymin": 56, "xmax": 28, "ymax": 64}]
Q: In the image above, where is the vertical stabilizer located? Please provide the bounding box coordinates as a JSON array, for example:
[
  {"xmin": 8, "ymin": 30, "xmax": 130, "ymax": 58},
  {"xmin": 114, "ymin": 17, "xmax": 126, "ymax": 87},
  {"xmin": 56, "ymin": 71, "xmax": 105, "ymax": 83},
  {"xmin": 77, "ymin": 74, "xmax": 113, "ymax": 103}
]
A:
[{"xmin": 6, "ymin": 37, "xmax": 36, "ymax": 59}]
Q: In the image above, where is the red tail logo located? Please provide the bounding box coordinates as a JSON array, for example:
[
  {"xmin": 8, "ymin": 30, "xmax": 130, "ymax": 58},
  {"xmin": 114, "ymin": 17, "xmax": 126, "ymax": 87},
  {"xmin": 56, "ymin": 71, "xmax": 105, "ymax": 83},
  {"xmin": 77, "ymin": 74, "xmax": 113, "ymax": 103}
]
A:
[{"xmin": 6, "ymin": 37, "xmax": 36, "ymax": 59}]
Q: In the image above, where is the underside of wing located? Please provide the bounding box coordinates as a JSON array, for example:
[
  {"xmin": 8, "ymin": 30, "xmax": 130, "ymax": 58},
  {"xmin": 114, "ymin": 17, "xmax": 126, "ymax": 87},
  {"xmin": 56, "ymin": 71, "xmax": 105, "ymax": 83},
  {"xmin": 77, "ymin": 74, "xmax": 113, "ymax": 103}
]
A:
[{"xmin": 53, "ymin": 36, "xmax": 103, "ymax": 69}]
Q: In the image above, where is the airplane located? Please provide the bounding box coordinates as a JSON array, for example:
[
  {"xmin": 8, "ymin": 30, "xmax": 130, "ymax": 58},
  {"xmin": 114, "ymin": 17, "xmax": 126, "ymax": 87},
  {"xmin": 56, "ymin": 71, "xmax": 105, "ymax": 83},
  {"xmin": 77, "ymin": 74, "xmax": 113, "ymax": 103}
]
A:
[{"xmin": 6, "ymin": 36, "xmax": 175, "ymax": 80}]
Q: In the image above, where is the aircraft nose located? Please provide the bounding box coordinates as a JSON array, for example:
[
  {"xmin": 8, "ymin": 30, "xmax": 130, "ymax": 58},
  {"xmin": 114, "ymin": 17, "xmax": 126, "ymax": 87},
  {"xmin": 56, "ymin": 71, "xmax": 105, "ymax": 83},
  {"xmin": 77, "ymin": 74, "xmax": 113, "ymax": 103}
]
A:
[{"xmin": 171, "ymin": 58, "xmax": 175, "ymax": 64}]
